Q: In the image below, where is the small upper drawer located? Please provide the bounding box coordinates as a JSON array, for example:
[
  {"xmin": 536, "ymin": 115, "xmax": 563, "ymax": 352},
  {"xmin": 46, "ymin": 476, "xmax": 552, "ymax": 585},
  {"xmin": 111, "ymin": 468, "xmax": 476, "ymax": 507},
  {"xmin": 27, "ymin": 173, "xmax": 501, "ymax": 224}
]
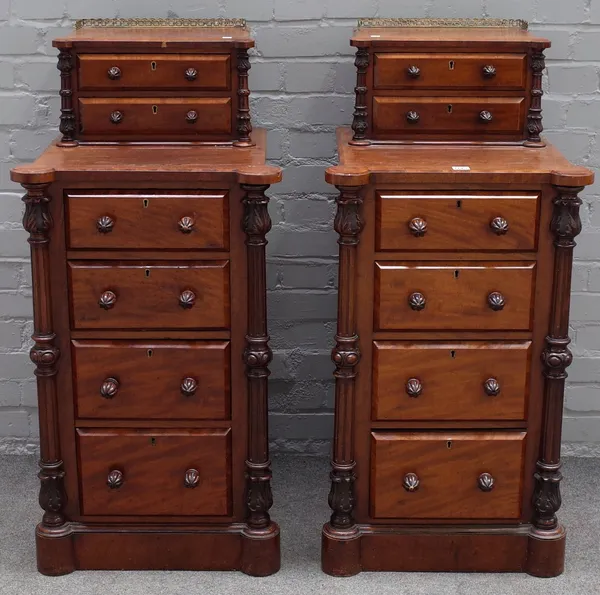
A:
[
  {"xmin": 68, "ymin": 261, "xmax": 230, "ymax": 330},
  {"xmin": 73, "ymin": 340, "xmax": 231, "ymax": 421},
  {"xmin": 78, "ymin": 54, "xmax": 231, "ymax": 91},
  {"xmin": 374, "ymin": 53, "xmax": 527, "ymax": 90},
  {"xmin": 370, "ymin": 431, "xmax": 525, "ymax": 519},
  {"xmin": 78, "ymin": 428, "xmax": 231, "ymax": 516},
  {"xmin": 377, "ymin": 192, "xmax": 539, "ymax": 251},
  {"xmin": 66, "ymin": 191, "xmax": 229, "ymax": 251},
  {"xmin": 375, "ymin": 261, "xmax": 535, "ymax": 331},
  {"xmin": 372, "ymin": 96, "xmax": 525, "ymax": 135},
  {"xmin": 373, "ymin": 341, "xmax": 531, "ymax": 421},
  {"xmin": 79, "ymin": 97, "xmax": 232, "ymax": 139}
]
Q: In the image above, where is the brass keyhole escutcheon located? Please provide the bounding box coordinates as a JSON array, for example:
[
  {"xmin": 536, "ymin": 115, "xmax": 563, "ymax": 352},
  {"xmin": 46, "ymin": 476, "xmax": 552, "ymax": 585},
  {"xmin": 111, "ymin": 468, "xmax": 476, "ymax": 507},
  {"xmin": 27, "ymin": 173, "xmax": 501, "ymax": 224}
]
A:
[
  {"xmin": 143, "ymin": 199, "xmax": 149, "ymax": 208},
  {"xmin": 449, "ymin": 60, "xmax": 455, "ymax": 70},
  {"xmin": 152, "ymin": 105, "xmax": 158, "ymax": 115},
  {"xmin": 151, "ymin": 61, "xmax": 157, "ymax": 71}
]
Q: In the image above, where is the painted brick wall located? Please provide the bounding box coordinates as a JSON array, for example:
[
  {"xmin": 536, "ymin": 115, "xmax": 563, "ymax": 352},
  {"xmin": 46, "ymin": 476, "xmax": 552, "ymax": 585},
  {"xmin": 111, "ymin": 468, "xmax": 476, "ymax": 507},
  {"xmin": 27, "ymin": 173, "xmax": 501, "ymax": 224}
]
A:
[{"xmin": 0, "ymin": 0, "xmax": 599, "ymax": 456}]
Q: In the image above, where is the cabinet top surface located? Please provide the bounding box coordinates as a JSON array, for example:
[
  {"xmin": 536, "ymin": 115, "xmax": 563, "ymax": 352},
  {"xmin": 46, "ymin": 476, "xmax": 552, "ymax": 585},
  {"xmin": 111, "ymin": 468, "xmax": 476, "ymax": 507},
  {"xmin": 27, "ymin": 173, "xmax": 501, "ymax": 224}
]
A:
[{"xmin": 326, "ymin": 128, "xmax": 593, "ymax": 186}]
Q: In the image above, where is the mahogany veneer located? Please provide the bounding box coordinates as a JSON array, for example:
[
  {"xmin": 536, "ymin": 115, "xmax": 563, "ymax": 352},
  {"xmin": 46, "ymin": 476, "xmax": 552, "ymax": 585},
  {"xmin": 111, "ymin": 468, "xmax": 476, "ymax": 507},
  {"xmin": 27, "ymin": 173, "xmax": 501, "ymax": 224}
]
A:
[{"xmin": 11, "ymin": 20, "xmax": 281, "ymax": 576}]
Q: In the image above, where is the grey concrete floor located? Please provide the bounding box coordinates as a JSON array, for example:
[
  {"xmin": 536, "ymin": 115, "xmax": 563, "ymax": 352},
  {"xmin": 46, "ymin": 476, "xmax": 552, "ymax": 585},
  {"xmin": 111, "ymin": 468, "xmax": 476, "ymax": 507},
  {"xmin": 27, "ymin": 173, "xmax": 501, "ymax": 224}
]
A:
[{"xmin": 0, "ymin": 455, "xmax": 599, "ymax": 595}]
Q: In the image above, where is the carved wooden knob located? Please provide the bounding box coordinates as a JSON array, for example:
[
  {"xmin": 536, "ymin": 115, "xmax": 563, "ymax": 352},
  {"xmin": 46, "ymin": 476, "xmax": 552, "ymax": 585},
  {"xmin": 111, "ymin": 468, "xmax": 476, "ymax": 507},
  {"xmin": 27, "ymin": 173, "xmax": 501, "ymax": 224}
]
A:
[
  {"xmin": 487, "ymin": 291, "xmax": 505, "ymax": 311},
  {"xmin": 478, "ymin": 472, "xmax": 495, "ymax": 492},
  {"xmin": 107, "ymin": 66, "xmax": 121, "ymax": 80},
  {"xmin": 408, "ymin": 292, "xmax": 426, "ymax": 311},
  {"xmin": 107, "ymin": 469, "xmax": 124, "ymax": 489},
  {"xmin": 408, "ymin": 217, "xmax": 427, "ymax": 237},
  {"xmin": 407, "ymin": 65, "xmax": 421, "ymax": 78},
  {"xmin": 98, "ymin": 290, "xmax": 117, "ymax": 310},
  {"xmin": 403, "ymin": 473, "xmax": 420, "ymax": 492},
  {"xmin": 185, "ymin": 67, "xmax": 198, "ymax": 81},
  {"xmin": 184, "ymin": 468, "xmax": 200, "ymax": 488},
  {"xmin": 186, "ymin": 110, "xmax": 198, "ymax": 124},
  {"xmin": 100, "ymin": 377, "xmax": 119, "ymax": 399},
  {"xmin": 479, "ymin": 110, "xmax": 493, "ymax": 123},
  {"xmin": 482, "ymin": 65, "xmax": 497, "ymax": 78},
  {"xmin": 490, "ymin": 216, "xmax": 509, "ymax": 235},
  {"xmin": 405, "ymin": 378, "xmax": 423, "ymax": 398},
  {"xmin": 406, "ymin": 111, "xmax": 420, "ymax": 123},
  {"xmin": 110, "ymin": 110, "xmax": 124, "ymax": 124},
  {"xmin": 181, "ymin": 377, "xmax": 198, "ymax": 397},
  {"xmin": 96, "ymin": 215, "xmax": 114, "ymax": 234},
  {"xmin": 178, "ymin": 216, "xmax": 194, "ymax": 234},
  {"xmin": 179, "ymin": 290, "xmax": 196, "ymax": 309},
  {"xmin": 484, "ymin": 378, "xmax": 501, "ymax": 397}
]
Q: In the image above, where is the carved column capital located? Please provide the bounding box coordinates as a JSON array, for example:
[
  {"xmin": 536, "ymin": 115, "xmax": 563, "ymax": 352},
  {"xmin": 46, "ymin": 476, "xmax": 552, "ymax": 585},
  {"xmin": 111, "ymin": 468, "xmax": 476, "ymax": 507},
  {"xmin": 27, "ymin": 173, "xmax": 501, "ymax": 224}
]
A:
[
  {"xmin": 241, "ymin": 184, "xmax": 272, "ymax": 246},
  {"xmin": 551, "ymin": 186, "xmax": 584, "ymax": 248},
  {"xmin": 334, "ymin": 185, "xmax": 365, "ymax": 246},
  {"xmin": 22, "ymin": 182, "xmax": 53, "ymax": 245}
]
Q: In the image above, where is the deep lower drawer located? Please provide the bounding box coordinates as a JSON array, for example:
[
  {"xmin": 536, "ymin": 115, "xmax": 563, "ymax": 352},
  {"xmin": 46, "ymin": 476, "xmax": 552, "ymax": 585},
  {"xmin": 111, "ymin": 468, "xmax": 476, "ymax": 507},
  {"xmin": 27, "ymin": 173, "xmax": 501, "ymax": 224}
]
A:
[
  {"xmin": 375, "ymin": 261, "xmax": 535, "ymax": 331},
  {"xmin": 67, "ymin": 190, "xmax": 229, "ymax": 250},
  {"xmin": 73, "ymin": 340, "xmax": 231, "ymax": 420},
  {"xmin": 78, "ymin": 428, "xmax": 231, "ymax": 516},
  {"xmin": 68, "ymin": 261, "xmax": 230, "ymax": 330},
  {"xmin": 373, "ymin": 341, "xmax": 531, "ymax": 421},
  {"xmin": 370, "ymin": 431, "xmax": 525, "ymax": 519}
]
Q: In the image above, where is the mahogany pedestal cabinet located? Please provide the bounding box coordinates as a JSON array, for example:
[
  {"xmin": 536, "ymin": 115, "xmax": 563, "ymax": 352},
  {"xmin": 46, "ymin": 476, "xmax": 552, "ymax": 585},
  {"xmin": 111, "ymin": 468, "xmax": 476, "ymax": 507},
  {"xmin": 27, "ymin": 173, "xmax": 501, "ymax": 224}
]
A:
[
  {"xmin": 322, "ymin": 19, "xmax": 594, "ymax": 578},
  {"xmin": 11, "ymin": 19, "xmax": 281, "ymax": 576}
]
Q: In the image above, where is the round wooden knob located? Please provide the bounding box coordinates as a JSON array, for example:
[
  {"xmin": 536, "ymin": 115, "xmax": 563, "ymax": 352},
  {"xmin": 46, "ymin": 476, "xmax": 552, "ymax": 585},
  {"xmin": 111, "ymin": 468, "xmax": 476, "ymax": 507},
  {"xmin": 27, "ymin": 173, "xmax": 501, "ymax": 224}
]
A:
[
  {"xmin": 482, "ymin": 64, "xmax": 497, "ymax": 78},
  {"xmin": 178, "ymin": 216, "xmax": 194, "ymax": 234},
  {"xmin": 490, "ymin": 216, "xmax": 509, "ymax": 235},
  {"xmin": 403, "ymin": 473, "xmax": 420, "ymax": 492},
  {"xmin": 184, "ymin": 468, "xmax": 200, "ymax": 488},
  {"xmin": 407, "ymin": 65, "xmax": 421, "ymax": 78},
  {"xmin": 100, "ymin": 377, "xmax": 119, "ymax": 399},
  {"xmin": 110, "ymin": 110, "xmax": 124, "ymax": 124},
  {"xmin": 107, "ymin": 469, "xmax": 124, "ymax": 489},
  {"xmin": 179, "ymin": 290, "xmax": 196, "ymax": 309},
  {"xmin": 107, "ymin": 66, "xmax": 121, "ymax": 80},
  {"xmin": 478, "ymin": 472, "xmax": 495, "ymax": 492},
  {"xmin": 484, "ymin": 378, "xmax": 501, "ymax": 397},
  {"xmin": 181, "ymin": 377, "xmax": 198, "ymax": 397},
  {"xmin": 406, "ymin": 378, "xmax": 423, "ymax": 398},
  {"xmin": 97, "ymin": 215, "xmax": 114, "ymax": 234},
  {"xmin": 406, "ymin": 111, "xmax": 420, "ymax": 123},
  {"xmin": 408, "ymin": 292, "xmax": 426, "ymax": 311},
  {"xmin": 185, "ymin": 67, "xmax": 198, "ymax": 81},
  {"xmin": 98, "ymin": 290, "xmax": 117, "ymax": 310},
  {"xmin": 479, "ymin": 110, "xmax": 493, "ymax": 123},
  {"xmin": 487, "ymin": 291, "xmax": 505, "ymax": 311},
  {"xmin": 186, "ymin": 110, "xmax": 198, "ymax": 124},
  {"xmin": 408, "ymin": 217, "xmax": 428, "ymax": 237}
]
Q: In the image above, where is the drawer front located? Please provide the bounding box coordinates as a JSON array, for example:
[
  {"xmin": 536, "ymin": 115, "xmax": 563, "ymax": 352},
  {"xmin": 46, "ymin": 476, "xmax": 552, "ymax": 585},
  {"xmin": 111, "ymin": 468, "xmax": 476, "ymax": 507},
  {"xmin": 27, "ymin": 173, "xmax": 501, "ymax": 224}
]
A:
[
  {"xmin": 78, "ymin": 429, "xmax": 231, "ymax": 516},
  {"xmin": 69, "ymin": 261, "xmax": 230, "ymax": 330},
  {"xmin": 375, "ymin": 261, "xmax": 535, "ymax": 331},
  {"xmin": 373, "ymin": 96, "xmax": 525, "ymax": 135},
  {"xmin": 373, "ymin": 341, "xmax": 531, "ymax": 421},
  {"xmin": 78, "ymin": 54, "xmax": 231, "ymax": 91},
  {"xmin": 79, "ymin": 97, "xmax": 232, "ymax": 137},
  {"xmin": 73, "ymin": 340, "xmax": 230, "ymax": 420},
  {"xmin": 67, "ymin": 191, "xmax": 229, "ymax": 251},
  {"xmin": 371, "ymin": 431, "xmax": 525, "ymax": 519},
  {"xmin": 374, "ymin": 53, "xmax": 527, "ymax": 90},
  {"xmin": 377, "ymin": 192, "xmax": 539, "ymax": 251}
]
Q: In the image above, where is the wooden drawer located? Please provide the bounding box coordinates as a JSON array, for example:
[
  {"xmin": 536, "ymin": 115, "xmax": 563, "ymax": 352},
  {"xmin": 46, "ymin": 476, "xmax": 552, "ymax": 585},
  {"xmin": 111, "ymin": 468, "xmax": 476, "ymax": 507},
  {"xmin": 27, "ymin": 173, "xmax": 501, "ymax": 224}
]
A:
[
  {"xmin": 376, "ymin": 192, "xmax": 539, "ymax": 251},
  {"xmin": 79, "ymin": 97, "xmax": 232, "ymax": 138},
  {"xmin": 370, "ymin": 431, "xmax": 525, "ymax": 519},
  {"xmin": 374, "ymin": 53, "xmax": 527, "ymax": 90},
  {"xmin": 375, "ymin": 261, "xmax": 535, "ymax": 331},
  {"xmin": 68, "ymin": 261, "xmax": 230, "ymax": 330},
  {"xmin": 73, "ymin": 340, "xmax": 230, "ymax": 420},
  {"xmin": 66, "ymin": 190, "xmax": 229, "ymax": 251},
  {"xmin": 78, "ymin": 429, "xmax": 231, "ymax": 516},
  {"xmin": 373, "ymin": 341, "xmax": 531, "ymax": 421},
  {"xmin": 78, "ymin": 54, "xmax": 231, "ymax": 91},
  {"xmin": 372, "ymin": 96, "xmax": 525, "ymax": 135}
]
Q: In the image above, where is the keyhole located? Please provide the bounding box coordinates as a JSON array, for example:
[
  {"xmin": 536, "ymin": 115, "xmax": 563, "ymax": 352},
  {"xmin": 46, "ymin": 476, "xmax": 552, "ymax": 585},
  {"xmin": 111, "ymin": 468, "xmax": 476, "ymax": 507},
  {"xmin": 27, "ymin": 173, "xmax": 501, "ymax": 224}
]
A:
[
  {"xmin": 150, "ymin": 437, "xmax": 156, "ymax": 446},
  {"xmin": 450, "ymin": 350, "xmax": 456, "ymax": 359},
  {"xmin": 449, "ymin": 60, "xmax": 455, "ymax": 70},
  {"xmin": 152, "ymin": 105, "xmax": 158, "ymax": 115},
  {"xmin": 447, "ymin": 441, "xmax": 453, "ymax": 449},
  {"xmin": 147, "ymin": 349, "xmax": 153, "ymax": 358},
  {"xmin": 143, "ymin": 199, "xmax": 149, "ymax": 208},
  {"xmin": 454, "ymin": 270, "xmax": 460, "ymax": 279},
  {"xmin": 447, "ymin": 104, "xmax": 453, "ymax": 114},
  {"xmin": 456, "ymin": 200, "xmax": 462, "ymax": 209},
  {"xmin": 151, "ymin": 61, "xmax": 157, "ymax": 71},
  {"xmin": 145, "ymin": 269, "xmax": 150, "ymax": 278}
]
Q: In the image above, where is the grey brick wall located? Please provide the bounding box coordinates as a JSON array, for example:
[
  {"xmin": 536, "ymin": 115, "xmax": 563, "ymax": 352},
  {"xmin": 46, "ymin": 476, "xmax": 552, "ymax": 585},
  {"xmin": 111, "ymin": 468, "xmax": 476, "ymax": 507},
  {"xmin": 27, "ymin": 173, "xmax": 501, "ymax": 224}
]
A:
[{"xmin": 0, "ymin": 0, "xmax": 599, "ymax": 456}]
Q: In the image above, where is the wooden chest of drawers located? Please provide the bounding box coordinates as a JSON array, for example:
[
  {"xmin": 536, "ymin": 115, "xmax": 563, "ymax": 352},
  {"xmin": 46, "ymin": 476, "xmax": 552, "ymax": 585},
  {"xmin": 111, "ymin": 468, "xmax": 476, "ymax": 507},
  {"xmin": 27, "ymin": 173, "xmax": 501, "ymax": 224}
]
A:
[
  {"xmin": 322, "ymin": 19, "xmax": 594, "ymax": 579},
  {"xmin": 11, "ymin": 20, "xmax": 281, "ymax": 576}
]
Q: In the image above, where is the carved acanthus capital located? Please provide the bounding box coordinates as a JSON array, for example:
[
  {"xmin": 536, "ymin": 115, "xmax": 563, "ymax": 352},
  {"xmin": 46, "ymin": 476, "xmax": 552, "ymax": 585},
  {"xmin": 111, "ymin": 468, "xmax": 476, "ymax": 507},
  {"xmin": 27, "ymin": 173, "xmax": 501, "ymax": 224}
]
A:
[
  {"xmin": 551, "ymin": 186, "xmax": 584, "ymax": 248},
  {"xmin": 22, "ymin": 183, "xmax": 52, "ymax": 243},
  {"xmin": 56, "ymin": 49, "xmax": 73, "ymax": 74},
  {"xmin": 533, "ymin": 462, "xmax": 562, "ymax": 530},
  {"xmin": 38, "ymin": 461, "xmax": 66, "ymax": 527},
  {"xmin": 245, "ymin": 460, "xmax": 273, "ymax": 530},
  {"xmin": 334, "ymin": 186, "xmax": 364, "ymax": 245},
  {"xmin": 241, "ymin": 184, "xmax": 272, "ymax": 245},
  {"xmin": 328, "ymin": 463, "xmax": 356, "ymax": 529}
]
